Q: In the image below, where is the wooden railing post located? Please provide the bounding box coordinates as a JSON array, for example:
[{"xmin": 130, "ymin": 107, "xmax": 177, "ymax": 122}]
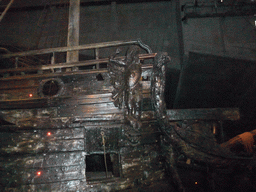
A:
[
  {"xmin": 95, "ymin": 48, "xmax": 99, "ymax": 69},
  {"xmin": 66, "ymin": 0, "xmax": 80, "ymax": 64}
]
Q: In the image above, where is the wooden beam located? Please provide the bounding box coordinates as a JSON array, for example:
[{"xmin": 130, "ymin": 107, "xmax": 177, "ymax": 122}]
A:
[
  {"xmin": 167, "ymin": 108, "xmax": 240, "ymax": 121},
  {"xmin": 0, "ymin": 53, "xmax": 156, "ymax": 74},
  {"xmin": 66, "ymin": 0, "xmax": 80, "ymax": 63},
  {"xmin": 0, "ymin": 39, "xmax": 151, "ymax": 59},
  {"xmin": 0, "ymin": 0, "xmax": 15, "ymax": 22}
]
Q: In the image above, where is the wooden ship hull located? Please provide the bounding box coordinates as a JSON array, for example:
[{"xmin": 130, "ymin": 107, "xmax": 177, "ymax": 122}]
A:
[
  {"xmin": 0, "ymin": 39, "xmax": 255, "ymax": 192},
  {"xmin": 1, "ymin": 1, "xmax": 255, "ymax": 191},
  {"xmin": 0, "ymin": 39, "xmax": 171, "ymax": 191}
]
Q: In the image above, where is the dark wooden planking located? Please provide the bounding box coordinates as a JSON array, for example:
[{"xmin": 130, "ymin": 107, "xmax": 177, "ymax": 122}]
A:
[
  {"xmin": 25, "ymin": 165, "xmax": 85, "ymax": 184},
  {"xmin": 58, "ymin": 102, "xmax": 121, "ymax": 117},
  {"xmin": 1, "ymin": 138, "xmax": 84, "ymax": 154},
  {"xmin": 0, "ymin": 94, "xmax": 117, "ymax": 109},
  {"xmin": 1, "ymin": 108, "xmax": 156, "ymax": 128},
  {"xmin": 167, "ymin": 108, "xmax": 240, "ymax": 121},
  {"xmin": 73, "ymin": 113, "xmax": 124, "ymax": 122},
  {"xmin": 0, "ymin": 98, "xmax": 60, "ymax": 109},
  {"xmin": 0, "ymin": 128, "xmax": 83, "ymax": 138},
  {"xmin": 0, "ymin": 64, "xmax": 152, "ymax": 87},
  {"xmin": 0, "ymin": 72, "xmax": 111, "ymax": 99},
  {"xmin": 0, "ymin": 151, "xmax": 85, "ymax": 168},
  {"xmin": 0, "ymin": 66, "xmax": 152, "ymax": 102},
  {"xmin": 139, "ymin": 121, "xmax": 161, "ymax": 145},
  {"xmin": 120, "ymin": 144, "xmax": 165, "ymax": 182},
  {"xmin": 0, "ymin": 69, "xmax": 109, "ymax": 81},
  {"xmin": 20, "ymin": 180, "xmax": 84, "ymax": 192},
  {"xmin": 0, "ymin": 111, "xmax": 126, "ymax": 128},
  {"xmin": 0, "ymin": 79, "xmax": 38, "ymax": 90},
  {"xmin": 0, "ymin": 107, "xmax": 58, "ymax": 124},
  {"xmin": 0, "ymin": 40, "xmax": 153, "ymax": 59},
  {"xmin": 0, "ymin": 56, "xmax": 154, "ymax": 76},
  {"xmin": 85, "ymin": 126, "xmax": 120, "ymax": 153}
]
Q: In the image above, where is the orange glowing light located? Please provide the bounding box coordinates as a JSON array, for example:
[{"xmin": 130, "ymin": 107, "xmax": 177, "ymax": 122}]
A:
[
  {"xmin": 195, "ymin": 181, "xmax": 198, "ymax": 185},
  {"xmin": 29, "ymin": 94, "xmax": 33, "ymax": 97},
  {"xmin": 37, "ymin": 171, "xmax": 41, "ymax": 176},
  {"xmin": 47, "ymin": 132, "xmax": 51, "ymax": 136}
]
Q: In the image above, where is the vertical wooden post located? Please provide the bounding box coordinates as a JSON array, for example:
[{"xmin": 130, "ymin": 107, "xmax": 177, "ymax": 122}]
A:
[
  {"xmin": 67, "ymin": 0, "xmax": 80, "ymax": 63},
  {"xmin": 95, "ymin": 48, "xmax": 99, "ymax": 69},
  {"xmin": 0, "ymin": 0, "xmax": 15, "ymax": 22},
  {"xmin": 174, "ymin": 0, "xmax": 184, "ymax": 69}
]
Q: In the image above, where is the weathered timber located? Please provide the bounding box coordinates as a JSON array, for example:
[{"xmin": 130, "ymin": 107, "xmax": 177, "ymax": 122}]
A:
[
  {"xmin": 161, "ymin": 122, "xmax": 253, "ymax": 171},
  {"xmin": 0, "ymin": 0, "xmax": 15, "ymax": 22},
  {"xmin": 0, "ymin": 65, "xmax": 151, "ymax": 100},
  {"xmin": 66, "ymin": 0, "xmax": 80, "ymax": 63},
  {"xmin": 0, "ymin": 54, "xmax": 155, "ymax": 74},
  {"xmin": 167, "ymin": 108, "xmax": 240, "ymax": 121},
  {"xmin": 2, "ymin": 40, "xmax": 254, "ymax": 192},
  {"xmin": 0, "ymin": 152, "xmax": 85, "ymax": 168},
  {"xmin": 120, "ymin": 144, "xmax": 165, "ymax": 185},
  {"xmin": 1, "ymin": 137, "xmax": 84, "ymax": 154},
  {"xmin": 0, "ymin": 128, "xmax": 84, "ymax": 154},
  {"xmin": 21, "ymin": 180, "xmax": 84, "ymax": 192},
  {"xmin": 85, "ymin": 126, "xmax": 120, "ymax": 153},
  {"xmin": 0, "ymin": 166, "xmax": 85, "ymax": 188},
  {"xmin": 0, "ymin": 151, "xmax": 86, "ymax": 187},
  {"xmin": 0, "ymin": 39, "xmax": 152, "ymax": 59},
  {"xmin": 25, "ymin": 165, "xmax": 85, "ymax": 184},
  {"xmin": 59, "ymin": 103, "xmax": 120, "ymax": 116}
]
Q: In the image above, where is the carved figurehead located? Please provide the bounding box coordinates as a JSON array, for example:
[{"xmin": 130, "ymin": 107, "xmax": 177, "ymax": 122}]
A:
[
  {"xmin": 151, "ymin": 52, "xmax": 171, "ymax": 128},
  {"xmin": 108, "ymin": 46, "xmax": 143, "ymax": 129}
]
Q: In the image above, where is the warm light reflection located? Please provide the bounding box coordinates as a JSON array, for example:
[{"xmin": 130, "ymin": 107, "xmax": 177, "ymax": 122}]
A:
[
  {"xmin": 29, "ymin": 94, "xmax": 33, "ymax": 97},
  {"xmin": 195, "ymin": 181, "xmax": 198, "ymax": 185},
  {"xmin": 37, "ymin": 171, "xmax": 41, "ymax": 176},
  {"xmin": 47, "ymin": 132, "xmax": 51, "ymax": 136}
]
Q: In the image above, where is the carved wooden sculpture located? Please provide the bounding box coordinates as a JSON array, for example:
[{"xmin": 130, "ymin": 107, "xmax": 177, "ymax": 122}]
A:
[{"xmin": 109, "ymin": 46, "xmax": 143, "ymax": 129}]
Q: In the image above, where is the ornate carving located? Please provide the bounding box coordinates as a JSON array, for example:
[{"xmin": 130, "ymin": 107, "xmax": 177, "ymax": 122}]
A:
[
  {"xmin": 108, "ymin": 46, "xmax": 143, "ymax": 129},
  {"xmin": 151, "ymin": 53, "xmax": 186, "ymax": 192},
  {"xmin": 151, "ymin": 52, "xmax": 171, "ymax": 132}
]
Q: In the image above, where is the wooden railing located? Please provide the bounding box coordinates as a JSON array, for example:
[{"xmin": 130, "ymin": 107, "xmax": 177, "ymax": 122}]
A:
[{"xmin": 0, "ymin": 39, "xmax": 154, "ymax": 77}]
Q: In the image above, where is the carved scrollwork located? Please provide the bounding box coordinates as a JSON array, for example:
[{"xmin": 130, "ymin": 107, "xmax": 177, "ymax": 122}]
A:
[
  {"xmin": 151, "ymin": 52, "xmax": 171, "ymax": 121},
  {"xmin": 108, "ymin": 46, "xmax": 143, "ymax": 129}
]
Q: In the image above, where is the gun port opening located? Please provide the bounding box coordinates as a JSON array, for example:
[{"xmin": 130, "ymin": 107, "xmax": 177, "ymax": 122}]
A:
[{"xmin": 86, "ymin": 153, "xmax": 120, "ymax": 181}]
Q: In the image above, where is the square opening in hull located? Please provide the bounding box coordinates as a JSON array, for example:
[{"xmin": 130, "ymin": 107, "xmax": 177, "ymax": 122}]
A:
[{"xmin": 86, "ymin": 153, "xmax": 120, "ymax": 181}]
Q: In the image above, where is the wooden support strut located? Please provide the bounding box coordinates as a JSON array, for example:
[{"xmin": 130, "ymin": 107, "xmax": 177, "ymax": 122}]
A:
[
  {"xmin": 0, "ymin": 0, "xmax": 14, "ymax": 22},
  {"xmin": 0, "ymin": 39, "xmax": 152, "ymax": 59},
  {"xmin": 67, "ymin": 0, "xmax": 80, "ymax": 63},
  {"xmin": 167, "ymin": 108, "xmax": 240, "ymax": 121},
  {"xmin": 0, "ymin": 53, "xmax": 156, "ymax": 74}
]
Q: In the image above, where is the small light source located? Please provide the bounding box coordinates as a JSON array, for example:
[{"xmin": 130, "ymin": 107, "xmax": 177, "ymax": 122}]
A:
[
  {"xmin": 195, "ymin": 181, "xmax": 198, "ymax": 185},
  {"xmin": 29, "ymin": 93, "xmax": 33, "ymax": 97},
  {"xmin": 47, "ymin": 132, "xmax": 51, "ymax": 136},
  {"xmin": 37, "ymin": 171, "xmax": 42, "ymax": 176}
]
